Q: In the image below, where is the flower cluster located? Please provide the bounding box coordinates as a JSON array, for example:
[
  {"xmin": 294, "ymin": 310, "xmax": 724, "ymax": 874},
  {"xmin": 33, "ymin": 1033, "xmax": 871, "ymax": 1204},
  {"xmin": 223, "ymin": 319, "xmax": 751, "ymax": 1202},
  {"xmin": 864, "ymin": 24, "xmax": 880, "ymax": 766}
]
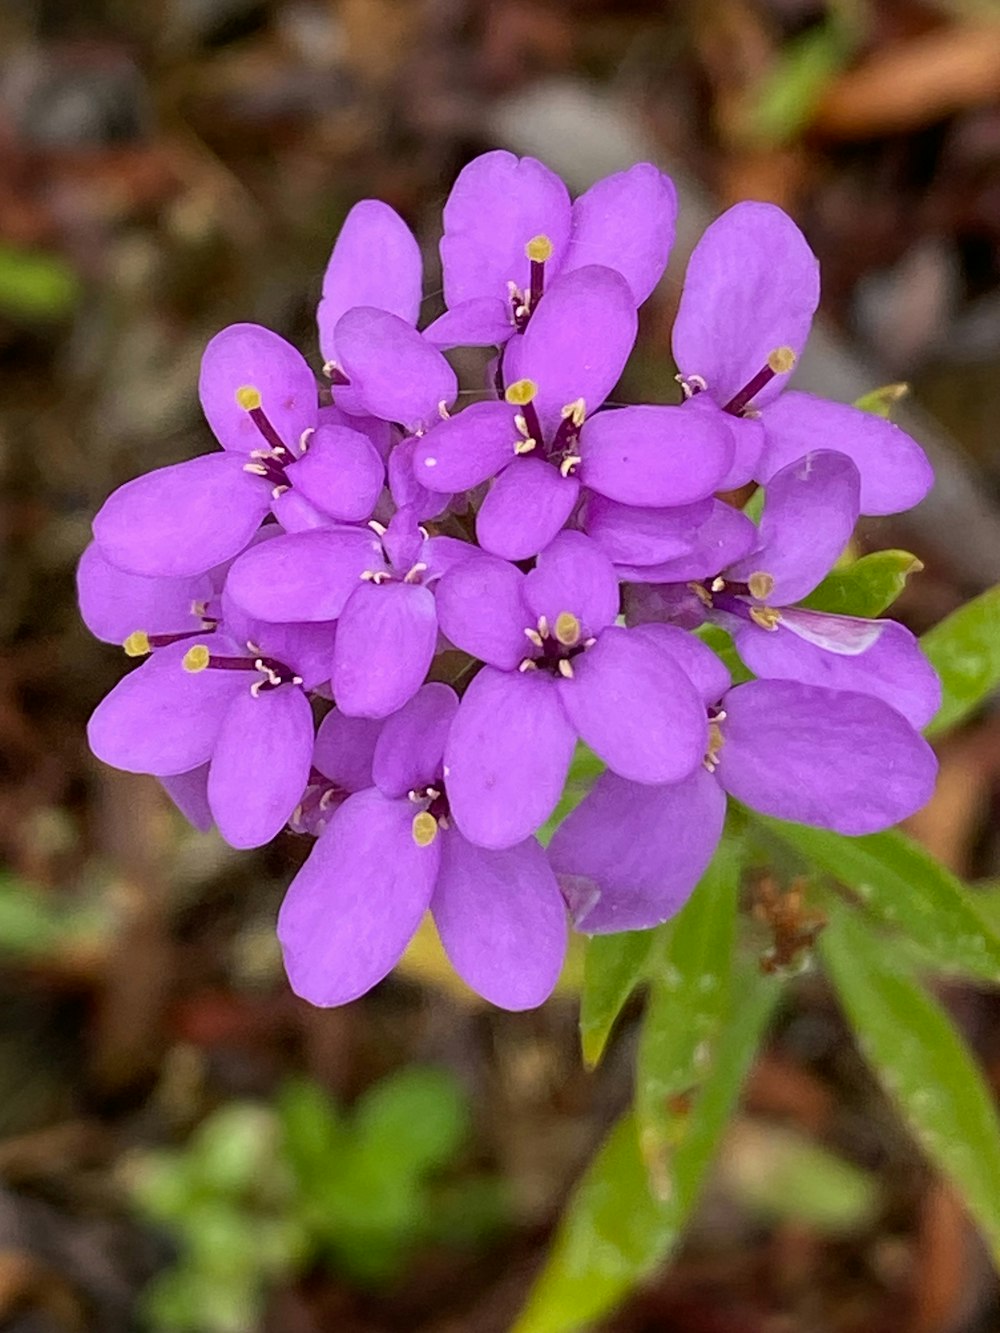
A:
[{"xmin": 80, "ymin": 151, "xmax": 940, "ymax": 1010}]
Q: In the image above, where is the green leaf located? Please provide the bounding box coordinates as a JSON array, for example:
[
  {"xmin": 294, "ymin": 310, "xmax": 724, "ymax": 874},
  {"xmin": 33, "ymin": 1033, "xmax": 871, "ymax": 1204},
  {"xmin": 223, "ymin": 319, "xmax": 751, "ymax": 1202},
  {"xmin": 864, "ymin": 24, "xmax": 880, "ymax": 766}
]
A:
[
  {"xmin": 579, "ymin": 931, "xmax": 655, "ymax": 1069},
  {"xmin": 742, "ymin": 487, "xmax": 765, "ymax": 524},
  {"xmin": 758, "ymin": 818, "xmax": 1000, "ymax": 984},
  {"xmin": 922, "ymin": 585, "xmax": 1000, "ymax": 735},
  {"xmin": 352, "ymin": 1066, "xmax": 469, "ymax": 1175},
  {"xmin": 799, "ymin": 549, "xmax": 924, "ymax": 618},
  {"xmin": 0, "ymin": 873, "xmax": 106, "ymax": 957},
  {"xmin": 0, "ymin": 244, "xmax": 80, "ymax": 320},
  {"xmin": 695, "ymin": 624, "xmax": 752, "ymax": 685},
  {"xmin": 636, "ymin": 837, "xmax": 739, "ymax": 1192},
  {"xmin": 820, "ymin": 898, "xmax": 1000, "ymax": 1263},
  {"xmin": 277, "ymin": 1078, "xmax": 346, "ymax": 1187},
  {"xmin": 513, "ymin": 969, "xmax": 779, "ymax": 1333},
  {"xmin": 744, "ymin": 19, "xmax": 855, "ymax": 146},
  {"xmin": 853, "ymin": 382, "xmax": 909, "ymax": 419}
]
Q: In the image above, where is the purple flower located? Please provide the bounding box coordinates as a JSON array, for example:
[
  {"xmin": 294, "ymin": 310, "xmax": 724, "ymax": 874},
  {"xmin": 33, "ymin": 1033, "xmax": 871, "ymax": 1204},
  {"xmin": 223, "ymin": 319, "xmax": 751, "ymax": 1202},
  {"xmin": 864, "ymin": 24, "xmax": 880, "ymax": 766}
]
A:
[
  {"xmin": 277, "ymin": 684, "xmax": 567, "ymax": 1010},
  {"xmin": 672, "ymin": 201, "xmax": 932, "ymax": 510},
  {"xmin": 288, "ymin": 708, "xmax": 384, "ymax": 837},
  {"xmin": 434, "ymin": 531, "xmax": 708, "ymax": 849},
  {"xmin": 425, "ymin": 152, "xmax": 677, "ymax": 348},
  {"xmin": 92, "ymin": 324, "xmax": 384, "ymax": 578},
  {"xmin": 549, "ymin": 627, "xmax": 937, "ymax": 933}
]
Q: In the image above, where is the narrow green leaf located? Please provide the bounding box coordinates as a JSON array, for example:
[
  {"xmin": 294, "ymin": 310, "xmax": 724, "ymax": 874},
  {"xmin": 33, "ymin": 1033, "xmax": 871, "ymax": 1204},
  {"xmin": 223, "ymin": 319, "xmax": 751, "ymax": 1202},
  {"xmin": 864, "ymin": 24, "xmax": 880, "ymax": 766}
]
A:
[
  {"xmin": 0, "ymin": 244, "xmax": 80, "ymax": 320},
  {"xmin": 922, "ymin": 585, "xmax": 1000, "ymax": 735},
  {"xmin": 820, "ymin": 899, "xmax": 1000, "ymax": 1263},
  {"xmin": 853, "ymin": 382, "xmax": 909, "ymax": 419},
  {"xmin": 580, "ymin": 931, "xmax": 655, "ymax": 1068},
  {"xmin": 758, "ymin": 818, "xmax": 1000, "ymax": 984},
  {"xmin": 744, "ymin": 19, "xmax": 855, "ymax": 146},
  {"xmin": 799, "ymin": 549, "xmax": 924, "ymax": 618},
  {"xmin": 513, "ymin": 969, "xmax": 779, "ymax": 1333},
  {"xmin": 636, "ymin": 837, "xmax": 739, "ymax": 1191}
]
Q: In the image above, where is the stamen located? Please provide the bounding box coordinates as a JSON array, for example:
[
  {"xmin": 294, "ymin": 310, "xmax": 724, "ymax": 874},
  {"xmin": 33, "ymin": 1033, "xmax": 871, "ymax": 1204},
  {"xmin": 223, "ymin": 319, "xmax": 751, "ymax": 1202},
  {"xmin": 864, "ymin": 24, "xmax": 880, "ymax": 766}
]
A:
[
  {"xmin": 518, "ymin": 659, "xmax": 538, "ymax": 672},
  {"xmin": 558, "ymin": 659, "xmax": 574, "ymax": 679},
  {"xmin": 723, "ymin": 346, "xmax": 797, "ymax": 417},
  {"xmin": 322, "ymin": 361, "xmax": 351, "ymax": 386},
  {"xmin": 554, "ymin": 611, "xmax": 582, "ymax": 647},
  {"xmin": 750, "ymin": 606, "xmax": 782, "ymax": 631},
  {"xmin": 412, "ymin": 811, "xmax": 438, "ymax": 847},
  {"xmin": 505, "ymin": 379, "xmax": 538, "ymax": 406},
  {"xmin": 537, "ymin": 615, "xmax": 549, "ymax": 638},
  {"xmin": 368, "ymin": 520, "xmax": 387, "ymax": 536},
  {"xmin": 747, "ymin": 571, "xmax": 775, "ymax": 600},
  {"xmin": 505, "ymin": 380, "xmax": 543, "ymax": 447},
  {"xmin": 235, "ymin": 385, "xmax": 289, "ymax": 454},
  {"xmin": 403, "ymin": 562, "xmax": 428, "ymax": 584},
  {"xmin": 560, "ymin": 398, "xmax": 586, "ymax": 429},
  {"xmin": 525, "ymin": 235, "xmax": 554, "ymax": 263},
  {"xmin": 234, "ymin": 385, "xmax": 261, "ymax": 412},
  {"xmin": 438, "ymin": 401, "xmax": 451, "ymax": 420},
  {"xmin": 183, "ymin": 644, "xmax": 211, "ymax": 673},
  {"xmin": 514, "ymin": 438, "xmax": 536, "ymax": 455},
  {"xmin": 298, "ymin": 427, "xmax": 314, "ymax": 453},
  {"xmin": 525, "ymin": 234, "xmax": 553, "ymax": 309},
  {"xmin": 123, "ymin": 630, "xmax": 150, "ymax": 658},
  {"xmin": 688, "ymin": 581, "xmax": 714, "ymax": 608},
  {"xmin": 710, "ymin": 576, "xmax": 726, "ymax": 593},
  {"xmin": 559, "ymin": 454, "xmax": 582, "ymax": 477},
  {"xmin": 524, "ymin": 627, "xmax": 544, "ymax": 648}
]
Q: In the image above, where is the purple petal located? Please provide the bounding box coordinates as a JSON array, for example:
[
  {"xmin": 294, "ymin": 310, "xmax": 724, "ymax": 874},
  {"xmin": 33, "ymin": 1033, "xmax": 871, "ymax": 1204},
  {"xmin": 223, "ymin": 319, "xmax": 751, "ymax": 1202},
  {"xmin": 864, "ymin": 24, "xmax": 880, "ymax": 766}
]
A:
[
  {"xmin": 629, "ymin": 622, "xmax": 731, "ymax": 705},
  {"xmin": 579, "ymin": 403, "xmax": 733, "ymax": 506},
  {"xmin": 208, "ymin": 686, "xmax": 313, "ymax": 848},
  {"xmin": 726, "ymin": 451, "xmax": 860, "ymax": 605},
  {"xmin": 278, "ymin": 788, "xmax": 439, "ymax": 1006},
  {"xmin": 440, "ymin": 150, "xmax": 571, "ymax": 308},
  {"xmin": 612, "ymin": 500, "xmax": 757, "ymax": 583},
  {"xmin": 691, "ymin": 397, "xmax": 765, "ymax": 491},
  {"xmin": 313, "ymin": 710, "xmax": 383, "ymax": 791},
  {"xmin": 435, "ymin": 553, "xmax": 529, "ymax": 670},
  {"xmin": 557, "ymin": 625, "xmax": 707, "ymax": 783},
  {"xmin": 387, "ymin": 436, "xmax": 452, "ymax": 521},
  {"xmin": 421, "ymin": 534, "xmax": 478, "ymax": 582},
  {"xmin": 432, "ymin": 831, "xmax": 566, "ymax": 1010},
  {"xmin": 77, "ymin": 542, "xmax": 211, "ymax": 644},
  {"xmin": 87, "ymin": 639, "xmax": 245, "ymax": 776},
  {"xmin": 317, "ymin": 200, "xmax": 422, "ymax": 364},
  {"xmin": 372, "ymin": 682, "xmax": 459, "ymax": 797},
  {"xmin": 758, "ymin": 390, "xmax": 934, "ymax": 516},
  {"xmin": 444, "ymin": 667, "xmax": 576, "ymax": 850},
  {"xmin": 623, "ymin": 581, "xmax": 710, "ymax": 631},
  {"xmin": 245, "ymin": 617, "xmax": 338, "ymax": 691},
  {"xmin": 423, "ymin": 298, "xmax": 516, "ymax": 349},
  {"xmin": 318, "ymin": 403, "xmax": 396, "ymax": 461},
  {"xmin": 523, "ymin": 531, "xmax": 619, "ymax": 637},
  {"xmin": 737, "ymin": 616, "xmax": 941, "ymax": 729},
  {"xmin": 335, "ymin": 308, "xmax": 457, "ymax": 432},
  {"xmin": 717, "ymin": 679, "xmax": 938, "ymax": 834},
  {"xmin": 225, "ymin": 527, "xmax": 384, "ymax": 622},
  {"xmin": 549, "ymin": 768, "xmax": 725, "ymax": 933},
  {"xmin": 476, "ymin": 456, "xmax": 579, "ymax": 561},
  {"xmin": 411, "ymin": 402, "xmax": 518, "ymax": 493},
  {"xmin": 271, "ymin": 490, "xmax": 335, "ymax": 532},
  {"xmin": 503, "ymin": 266, "xmax": 638, "ymax": 437},
  {"xmin": 284, "ymin": 424, "xmax": 383, "ymax": 522},
  {"xmin": 672, "ymin": 202, "xmax": 819, "ymax": 409},
  {"xmin": 381, "ymin": 504, "xmax": 424, "ymax": 571},
  {"xmin": 581, "ymin": 494, "xmax": 712, "ymax": 567},
  {"xmin": 563, "ymin": 164, "xmax": 677, "ymax": 305},
  {"xmin": 199, "ymin": 323, "xmax": 318, "ymax": 454},
  {"xmin": 160, "ymin": 766, "xmax": 213, "ymax": 833},
  {"xmin": 332, "ymin": 581, "xmax": 438, "ymax": 718},
  {"xmin": 93, "ymin": 454, "xmax": 270, "ymax": 578}
]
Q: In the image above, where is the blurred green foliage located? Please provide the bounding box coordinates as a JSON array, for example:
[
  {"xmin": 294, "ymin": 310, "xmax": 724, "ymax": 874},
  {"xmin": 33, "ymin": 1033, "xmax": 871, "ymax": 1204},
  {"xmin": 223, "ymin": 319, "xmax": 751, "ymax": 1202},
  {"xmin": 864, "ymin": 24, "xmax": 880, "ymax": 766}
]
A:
[{"xmin": 0, "ymin": 245, "xmax": 81, "ymax": 321}]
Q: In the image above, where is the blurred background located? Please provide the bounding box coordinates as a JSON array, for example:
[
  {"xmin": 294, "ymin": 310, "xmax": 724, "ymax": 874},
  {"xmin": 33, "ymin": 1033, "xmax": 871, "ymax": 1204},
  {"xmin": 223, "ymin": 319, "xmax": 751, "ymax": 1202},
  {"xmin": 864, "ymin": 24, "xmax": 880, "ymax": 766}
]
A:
[{"xmin": 2, "ymin": 0, "xmax": 1000, "ymax": 1329}]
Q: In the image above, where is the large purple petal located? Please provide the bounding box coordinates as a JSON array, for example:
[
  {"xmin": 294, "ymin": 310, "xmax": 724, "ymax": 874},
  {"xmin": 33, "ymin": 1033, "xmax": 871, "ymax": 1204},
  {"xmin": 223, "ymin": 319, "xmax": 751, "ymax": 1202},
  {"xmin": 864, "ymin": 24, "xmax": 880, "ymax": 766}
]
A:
[
  {"xmin": 87, "ymin": 639, "xmax": 245, "ymax": 776},
  {"xmin": 440, "ymin": 150, "xmax": 571, "ymax": 308},
  {"xmin": 717, "ymin": 679, "xmax": 937, "ymax": 834},
  {"xmin": 549, "ymin": 768, "xmax": 726, "ymax": 933},
  {"xmin": 726, "ymin": 451, "xmax": 860, "ymax": 604},
  {"xmin": 689, "ymin": 396, "xmax": 766, "ymax": 491},
  {"xmin": 557, "ymin": 625, "xmax": 707, "ymax": 783},
  {"xmin": 317, "ymin": 200, "xmax": 422, "ymax": 364},
  {"xmin": 372, "ymin": 682, "xmax": 459, "ymax": 797},
  {"xmin": 77, "ymin": 542, "xmax": 211, "ymax": 644},
  {"xmin": 387, "ymin": 436, "xmax": 451, "ymax": 521},
  {"xmin": 284, "ymin": 424, "xmax": 383, "ymax": 523},
  {"xmin": 208, "ymin": 686, "xmax": 313, "ymax": 848},
  {"xmin": 225, "ymin": 527, "xmax": 384, "ymax": 623},
  {"xmin": 523, "ymin": 530, "xmax": 619, "ymax": 637},
  {"xmin": 672, "ymin": 202, "xmax": 819, "ymax": 409},
  {"xmin": 476, "ymin": 456, "xmax": 579, "ymax": 561},
  {"xmin": 444, "ymin": 667, "xmax": 576, "ymax": 850},
  {"xmin": 503, "ymin": 265, "xmax": 638, "ymax": 437},
  {"xmin": 758, "ymin": 390, "xmax": 934, "ymax": 516},
  {"xmin": 93, "ymin": 454, "xmax": 270, "ymax": 578},
  {"xmin": 332, "ymin": 581, "xmax": 438, "ymax": 718},
  {"xmin": 737, "ymin": 616, "xmax": 941, "ymax": 729},
  {"xmin": 423, "ymin": 298, "xmax": 516, "ymax": 349},
  {"xmin": 613, "ymin": 499, "xmax": 757, "ymax": 583},
  {"xmin": 581, "ymin": 494, "xmax": 712, "ymax": 567},
  {"xmin": 313, "ymin": 709, "xmax": 383, "ymax": 791},
  {"xmin": 432, "ymin": 831, "xmax": 566, "ymax": 1010},
  {"xmin": 335, "ymin": 308, "xmax": 457, "ymax": 432},
  {"xmin": 411, "ymin": 401, "xmax": 518, "ymax": 492},
  {"xmin": 435, "ymin": 553, "xmax": 529, "ymax": 670},
  {"xmin": 199, "ymin": 323, "xmax": 318, "ymax": 454},
  {"xmin": 160, "ymin": 766, "xmax": 213, "ymax": 833},
  {"xmin": 629, "ymin": 622, "xmax": 732, "ymax": 705},
  {"xmin": 579, "ymin": 403, "xmax": 734, "ymax": 506},
  {"xmin": 563, "ymin": 164, "xmax": 677, "ymax": 305},
  {"xmin": 277, "ymin": 788, "xmax": 439, "ymax": 1006}
]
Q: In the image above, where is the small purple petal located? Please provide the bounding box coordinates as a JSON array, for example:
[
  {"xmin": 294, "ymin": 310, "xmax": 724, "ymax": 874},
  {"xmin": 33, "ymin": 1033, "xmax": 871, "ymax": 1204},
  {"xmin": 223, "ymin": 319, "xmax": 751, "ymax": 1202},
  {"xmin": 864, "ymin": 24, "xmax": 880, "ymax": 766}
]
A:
[
  {"xmin": 445, "ymin": 667, "xmax": 576, "ymax": 850},
  {"xmin": 581, "ymin": 494, "xmax": 713, "ymax": 567},
  {"xmin": 199, "ymin": 323, "xmax": 318, "ymax": 454},
  {"xmin": 332, "ymin": 581, "xmax": 438, "ymax": 718},
  {"xmin": 612, "ymin": 500, "xmax": 758, "ymax": 583},
  {"xmin": 476, "ymin": 456, "xmax": 579, "ymax": 561},
  {"xmin": 388, "ymin": 436, "xmax": 452, "ymax": 520},
  {"xmin": 271, "ymin": 490, "xmax": 335, "ymax": 532},
  {"xmin": 717, "ymin": 679, "xmax": 938, "ymax": 834},
  {"xmin": 435, "ymin": 553, "xmax": 529, "ymax": 670},
  {"xmin": 284, "ymin": 424, "xmax": 383, "ymax": 523},
  {"xmin": 372, "ymin": 682, "xmax": 459, "ymax": 798},
  {"xmin": 335, "ymin": 308, "xmax": 457, "ymax": 432},
  {"xmin": 623, "ymin": 581, "xmax": 710, "ymax": 631},
  {"xmin": 77, "ymin": 542, "xmax": 211, "ymax": 644},
  {"xmin": 433, "ymin": 831, "xmax": 567, "ymax": 1010},
  {"xmin": 629, "ymin": 622, "xmax": 732, "ymax": 705},
  {"xmin": 563, "ymin": 164, "xmax": 677, "ymax": 305},
  {"xmin": 549, "ymin": 768, "xmax": 726, "ymax": 933},
  {"xmin": 423, "ymin": 298, "xmax": 516, "ymax": 349},
  {"xmin": 160, "ymin": 766, "xmax": 213, "ymax": 833},
  {"xmin": 278, "ymin": 788, "xmax": 439, "ymax": 1006},
  {"xmin": 318, "ymin": 403, "xmax": 396, "ymax": 461},
  {"xmin": 579, "ymin": 403, "xmax": 734, "ymax": 506},
  {"xmin": 412, "ymin": 401, "xmax": 518, "ymax": 493},
  {"xmin": 523, "ymin": 531, "xmax": 619, "ymax": 637},
  {"xmin": 225, "ymin": 527, "xmax": 384, "ymax": 623},
  {"xmin": 93, "ymin": 454, "xmax": 270, "ymax": 578},
  {"xmin": 692, "ymin": 397, "xmax": 765, "ymax": 491},
  {"xmin": 313, "ymin": 709, "xmax": 383, "ymax": 791}
]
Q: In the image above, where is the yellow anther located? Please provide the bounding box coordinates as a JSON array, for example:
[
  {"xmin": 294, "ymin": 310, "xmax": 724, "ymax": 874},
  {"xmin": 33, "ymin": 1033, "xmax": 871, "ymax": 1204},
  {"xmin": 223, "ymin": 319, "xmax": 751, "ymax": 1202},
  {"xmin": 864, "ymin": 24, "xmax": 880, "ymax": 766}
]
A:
[
  {"xmin": 123, "ymin": 630, "xmax": 151, "ymax": 658},
  {"xmin": 560, "ymin": 397, "xmax": 586, "ymax": 428},
  {"xmin": 412, "ymin": 811, "xmax": 438, "ymax": 847},
  {"xmin": 505, "ymin": 378, "xmax": 539, "ymax": 406},
  {"xmin": 750, "ymin": 606, "xmax": 782, "ymax": 632},
  {"xmin": 554, "ymin": 611, "xmax": 581, "ymax": 647},
  {"xmin": 513, "ymin": 438, "xmax": 536, "ymax": 455},
  {"xmin": 558, "ymin": 659, "xmax": 575, "ymax": 679},
  {"xmin": 525, "ymin": 234, "xmax": 554, "ymax": 263},
  {"xmin": 688, "ymin": 581, "xmax": 714, "ymax": 608},
  {"xmin": 747, "ymin": 571, "xmax": 775, "ymax": 600},
  {"xmin": 182, "ymin": 644, "xmax": 211, "ymax": 673},
  {"xmin": 767, "ymin": 346, "xmax": 796, "ymax": 375},
  {"xmin": 235, "ymin": 384, "xmax": 262, "ymax": 412}
]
